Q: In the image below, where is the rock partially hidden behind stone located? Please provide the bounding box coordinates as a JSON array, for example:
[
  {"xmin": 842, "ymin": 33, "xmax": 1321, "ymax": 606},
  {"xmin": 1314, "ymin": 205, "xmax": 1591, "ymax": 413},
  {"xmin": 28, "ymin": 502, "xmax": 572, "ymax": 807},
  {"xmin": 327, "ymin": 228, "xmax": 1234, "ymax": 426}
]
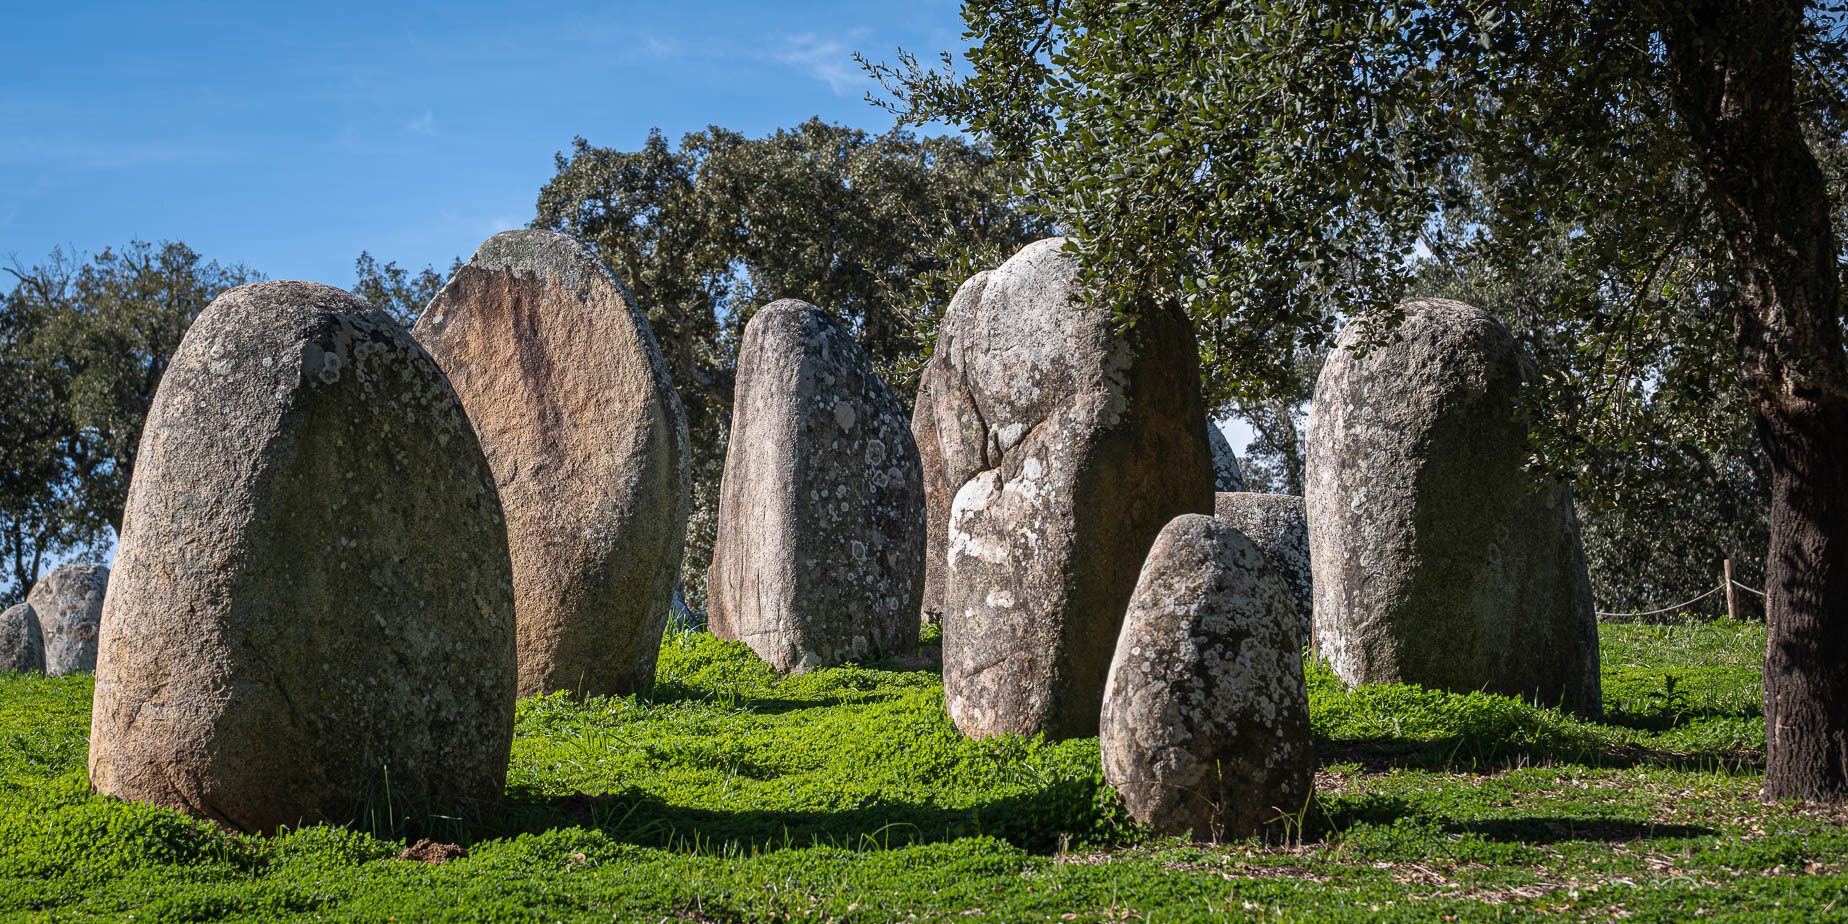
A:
[
  {"xmin": 1208, "ymin": 424, "xmax": 1247, "ymax": 493},
  {"xmin": 0, "ymin": 603, "xmax": 43, "ymax": 673},
  {"xmin": 916, "ymin": 238, "xmax": 1216, "ymax": 741},
  {"xmin": 1213, "ymin": 493, "xmax": 1311, "ymax": 641},
  {"xmin": 398, "ymin": 839, "xmax": 468, "ymax": 865},
  {"xmin": 1101, "ymin": 514, "xmax": 1314, "ymax": 841},
  {"xmin": 88, "ymin": 280, "xmax": 517, "ymax": 835},
  {"xmin": 1306, "ymin": 298, "xmax": 1601, "ymax": 718},
  {"xmin": 707, "ymin": 299, "xmax": 925, "ymax": 672},
  {"xmin": 28, "ymin": 563, "xmax": 107, "ymax": 676},
  {"xmin": 415, "ymin": 230, "xmax": 692, "ymax": 699}
]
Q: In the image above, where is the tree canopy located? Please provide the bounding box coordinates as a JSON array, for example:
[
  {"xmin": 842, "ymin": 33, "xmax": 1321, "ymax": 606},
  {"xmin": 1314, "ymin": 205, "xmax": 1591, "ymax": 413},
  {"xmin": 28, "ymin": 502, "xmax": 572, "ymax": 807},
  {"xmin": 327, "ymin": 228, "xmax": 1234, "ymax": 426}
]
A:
[
  {"xmin": 532, "ymin": 117, "xmax": 1047, "ymax": 609},
  {"xmin": 1, "ymin": 242, "xmax": 256, "ymax": 602}
]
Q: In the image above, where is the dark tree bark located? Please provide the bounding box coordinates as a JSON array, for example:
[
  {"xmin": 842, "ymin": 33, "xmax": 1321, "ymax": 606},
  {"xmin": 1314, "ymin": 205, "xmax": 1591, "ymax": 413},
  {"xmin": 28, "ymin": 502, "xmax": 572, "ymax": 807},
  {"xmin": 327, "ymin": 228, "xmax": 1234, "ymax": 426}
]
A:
[{"xmin": 1662, "ymin": 0, "xmax": 1848, "ymax": 801}]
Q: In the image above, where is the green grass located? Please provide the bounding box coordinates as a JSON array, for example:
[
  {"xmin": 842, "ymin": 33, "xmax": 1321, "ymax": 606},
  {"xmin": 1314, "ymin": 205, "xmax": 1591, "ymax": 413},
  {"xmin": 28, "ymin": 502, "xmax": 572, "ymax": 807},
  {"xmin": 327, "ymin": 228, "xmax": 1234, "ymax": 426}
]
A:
[{"xmin": 2, "ymin": 620, "xmax": 1845, "ymax": 922}]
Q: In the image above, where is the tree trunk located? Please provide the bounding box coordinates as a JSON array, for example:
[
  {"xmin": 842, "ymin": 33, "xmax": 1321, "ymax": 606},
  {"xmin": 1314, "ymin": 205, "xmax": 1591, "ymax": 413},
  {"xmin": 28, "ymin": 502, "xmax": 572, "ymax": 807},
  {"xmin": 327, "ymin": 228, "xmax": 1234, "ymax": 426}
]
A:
[{"xmin": 1663, "ymin": 0, "xmax": 1848, "ymax": 801}]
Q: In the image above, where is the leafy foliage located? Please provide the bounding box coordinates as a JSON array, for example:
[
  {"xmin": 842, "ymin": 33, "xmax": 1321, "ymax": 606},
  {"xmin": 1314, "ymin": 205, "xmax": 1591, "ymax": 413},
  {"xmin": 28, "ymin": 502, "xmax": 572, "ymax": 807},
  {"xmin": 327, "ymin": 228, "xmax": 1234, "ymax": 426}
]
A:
[
  {"xmin": 0, "ymin": 242, "xmax": 257, "ymax": 602},
  {"xmin": 351, "ymin": 251, "xmax": 461, "ymax": 328},
  {"xmin": 531, "ymin": 118, "xmax": 1046, "ymax": 610}
]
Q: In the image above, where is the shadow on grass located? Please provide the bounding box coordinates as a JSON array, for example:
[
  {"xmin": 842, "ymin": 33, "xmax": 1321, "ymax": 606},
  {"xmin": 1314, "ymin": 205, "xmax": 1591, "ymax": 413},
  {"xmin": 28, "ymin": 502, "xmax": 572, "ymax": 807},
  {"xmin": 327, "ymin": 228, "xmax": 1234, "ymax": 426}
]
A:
[
  {"xmin": 1316, "ymin": 735, "xmax": 1762, "ymax": 775},
  {"xmin": 1452, "ymin": 817, "xmax": 1715, "ymax": 843},
  {"xmin": 473, "ymin": 781, "xmax": 1106, "ymax": 856},
  {"xmin": 635, "ymin": 683, "xmax": 901, "ymax": 716}
]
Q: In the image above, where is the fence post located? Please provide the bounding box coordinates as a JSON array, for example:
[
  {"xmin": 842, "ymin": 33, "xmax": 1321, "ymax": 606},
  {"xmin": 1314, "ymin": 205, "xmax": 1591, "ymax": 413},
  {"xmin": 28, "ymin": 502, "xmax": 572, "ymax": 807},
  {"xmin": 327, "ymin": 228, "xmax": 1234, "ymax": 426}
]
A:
[{"xmin": 1724, "ymin": 558, "xmax": 1739, "ymax": 621}]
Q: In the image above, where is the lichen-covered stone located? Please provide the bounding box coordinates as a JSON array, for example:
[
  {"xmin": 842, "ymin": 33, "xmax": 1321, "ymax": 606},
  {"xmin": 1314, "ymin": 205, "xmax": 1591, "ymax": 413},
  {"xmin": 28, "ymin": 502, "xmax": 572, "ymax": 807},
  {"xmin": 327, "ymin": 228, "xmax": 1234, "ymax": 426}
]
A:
[
  {"xmin": 913, "ymin": 271, "xmax": 991, "ymax": 626},
  {"xmin": 1208, "ymin": 424, "xmax": 1247, "ymax": 493},
  {"xmin": 1306, "ymin": 298, "xmax": 1600, "ymax": 717},
  {"xmin": 414, "ymin": 230, "xmax": 691, "ymax": 698},
  {"xmin": 89, "ymin": 280, "xmax": 517, "ymax": 835},
  {"xmin": 28, "ymin": 563, "xmax": 107, "ymax": 675},
  {"xmin": 1101, "ymin": 514, "xmax": 1314, "ymax": 841},
  {"xmin": 707, "ymin": 299, "xmax": 925, "ymax": 671},
  {"xmin": 917, "ymin": 238, "xmax": 1216, "ymax": 741},
  {"xmin": 0, "ymin": 603, "xmax": 42, "ymax": 673},
  {"xmin": 1213, "ymin": 493, "xmax": 1311, "ymax": 640}
]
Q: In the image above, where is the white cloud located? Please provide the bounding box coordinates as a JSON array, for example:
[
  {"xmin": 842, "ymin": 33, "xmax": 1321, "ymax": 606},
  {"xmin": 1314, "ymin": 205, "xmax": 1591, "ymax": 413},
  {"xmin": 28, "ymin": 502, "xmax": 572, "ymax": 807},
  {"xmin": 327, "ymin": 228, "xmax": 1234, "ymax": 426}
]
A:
[
  {"xmin": 405, "ymin": 111, "xmax": 437, "ymax": 135},
  {"xmin": 772, "ymin": 32, "xmax": 866, "ymax": 96}
]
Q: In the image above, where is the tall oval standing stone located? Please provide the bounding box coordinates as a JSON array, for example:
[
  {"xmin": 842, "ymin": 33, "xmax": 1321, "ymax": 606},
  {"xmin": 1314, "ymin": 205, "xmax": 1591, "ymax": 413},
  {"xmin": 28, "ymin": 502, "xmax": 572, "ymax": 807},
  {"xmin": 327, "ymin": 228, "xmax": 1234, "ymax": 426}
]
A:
[
  {"xmin": 1213, "ymin": 493, "xmax": 1312, "ymax": 641},
  {"xmin": 414, "ymin": 230, "xmax": 691, "ymax": 698},
  {"xmin": 1102, "ymin": 514, "xmax": 1314, "ymax": 841},
  {"xmin": 707, "ymin": 299, "xmax": 925, "ymax": 671},
  {"xmin": 28, "ymin": 563, "xmax": 107, "ymax": 675},
  {"xmin": 1306, "ymin": 298, "xmax": 1600, "ymax": 717},
  {"xmin": 916, "ymin": 238, "xmax": 1216, "ymax": 740},
  {"xmin": 0, "ymin": 603, "xmax": 43, "ymax": 673},
  {"xmin": 88, "ymin": 281, "xmax": 517, "ymax": 835}
]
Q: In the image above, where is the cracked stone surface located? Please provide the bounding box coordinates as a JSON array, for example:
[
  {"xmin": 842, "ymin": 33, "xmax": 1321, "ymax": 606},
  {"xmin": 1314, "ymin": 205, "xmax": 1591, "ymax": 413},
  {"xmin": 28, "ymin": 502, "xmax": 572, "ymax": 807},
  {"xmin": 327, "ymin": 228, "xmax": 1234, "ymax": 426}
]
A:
[
  {"xmin": 708, "ymin": 300, "xmax": 924, "ymax": 672},
  {"xmin": 414, "ymin": 230, "xmax": 691, "ymax": 699},
  {"xmin": 28, "ymin": 563, "xmax": 106, "ymax": 675},
  {"xmin": 88, "ymin": 280, "xmax": 517, "ymax": 835},
  {"xmin": 915, "ymin": 238, "xmax": 1215, "ymax": 741},
  {"xmin": 1306, "ymin": 298, "xmax": 1600, "ymax": 718},
  {"xmin": 1102, "ymin": 514, "xmax": 1314, "ymax": 841},
  {"xmin": 0, "ymin": 603, "xmax": 42, "ymax": 673}
]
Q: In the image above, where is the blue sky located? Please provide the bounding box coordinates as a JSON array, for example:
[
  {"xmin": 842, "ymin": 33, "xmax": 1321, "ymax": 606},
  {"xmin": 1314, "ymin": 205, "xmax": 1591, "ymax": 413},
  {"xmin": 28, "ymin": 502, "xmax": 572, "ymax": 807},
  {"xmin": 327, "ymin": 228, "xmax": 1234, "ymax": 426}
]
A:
[{"xmin": 1, "ymin": 1, "xmax": 965, "ymax": 286}]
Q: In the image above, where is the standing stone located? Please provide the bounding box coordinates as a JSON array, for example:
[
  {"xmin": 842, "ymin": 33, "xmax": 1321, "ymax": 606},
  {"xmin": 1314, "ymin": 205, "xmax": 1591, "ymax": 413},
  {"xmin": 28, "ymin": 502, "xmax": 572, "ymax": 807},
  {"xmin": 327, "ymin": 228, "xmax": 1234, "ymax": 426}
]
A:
[
  {"xmin": 414, "ymin": 230, "xmax": 691, "ymax": 698},
  {"xmin": 28, "ymin": 563, "xmax": 107, "ymax": 675},
  {"xmin": 707, "ymin": 299, "xmax": 925, "ymax": 671},
  {"xmin": 1213, "ymin": 493, "xmax": 1312, "ymax": 641},
  {"xmin": 1102, "ymin": 514, "xmax": 1314, "ymax": 841},
  {"xmin": 1208, "ymin": 424, "xmax": 1247, "ymax": 493},
  {"xmin": 0, "ymin": 603, "xmax": 43, "ymax": 673},
  {"xmin": 913, "ymin": 271, "xmax": 991, "ymax": 626},
  {"xmin": 916, "ymin": 238, "xmax": 1215, "ymax": 741},
  {"xmin": 1306, "ymin": 298, "xmax": 1600, "ymax": 717},
  {"xmin": 89, "ymin": 281, "xmax": 517, "ymax": 835}
]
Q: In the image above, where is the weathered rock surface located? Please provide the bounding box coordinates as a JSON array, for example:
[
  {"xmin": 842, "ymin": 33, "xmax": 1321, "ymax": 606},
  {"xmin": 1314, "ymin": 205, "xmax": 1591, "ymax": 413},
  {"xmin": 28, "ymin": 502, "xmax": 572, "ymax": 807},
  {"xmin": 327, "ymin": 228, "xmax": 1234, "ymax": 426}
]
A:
[
  {"xmin": 1102, "ymin": 514, "xmax": 1314, "ymax": 840},
  {"xmin": 707, "ymin": 299, "xmax": 925, "ymax": 671},
  {"xmin": 916, "ymin": 237, "xmax": 1216, "ymax": 741},
  {"xmin": 1305, "ymin": 298, "xmax": 1600, "ymax": 717},
  {"xmin": 913, "ymin": 271, "xmax": 991, "ymax": 626},
  {"xmin": 89, "ymin": 280, "xmax": 517, "ymax": 835},
  {"xmin": 28, "ymin": 563, "xmax": 108, "ymax": 675},
  {"xmin": 1208, "ymin": 424, "xmax": 1247, "ymax": 493},
  {"xmin": 0, "ymin": 603, "xmax": 42, "ymax": 673},
  {"xmin": 414, "ymin": 230, "xmax": 691, "ymax": 698},
  {"xmin": 1213, "ymin": 493, "xmax": 1311, "ymax": 640}
]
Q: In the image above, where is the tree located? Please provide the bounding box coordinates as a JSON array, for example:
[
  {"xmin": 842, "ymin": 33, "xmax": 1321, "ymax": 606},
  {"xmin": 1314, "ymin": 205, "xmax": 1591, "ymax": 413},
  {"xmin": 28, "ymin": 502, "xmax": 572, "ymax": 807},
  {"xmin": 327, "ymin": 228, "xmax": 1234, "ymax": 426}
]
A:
[
  {"xmin": 868, "ymin": 1, "xmax": 1848, "ymax": 800},
  {"xmin": 353, "ymin": 252, "xmax": 461, "ymax": 328},
  {"xmin": 1, "ymin": 242, "xmax": 256, "ymax": 601},
  {"xmin": 532, "ymin": 118, "xmax": 1047, "ymax": 610}
]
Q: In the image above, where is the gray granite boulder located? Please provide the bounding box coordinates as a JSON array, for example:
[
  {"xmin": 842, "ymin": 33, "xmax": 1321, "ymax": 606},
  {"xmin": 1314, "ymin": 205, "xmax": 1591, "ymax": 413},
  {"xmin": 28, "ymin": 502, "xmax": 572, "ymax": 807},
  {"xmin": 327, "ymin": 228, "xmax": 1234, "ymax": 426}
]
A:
[
  {"xmin": 1305, "ymin": 298, "xmax": 1600, "ymax": 717},
  {"xmin": 28, "ymin": 563, "xmax": 108, "ymax": 675},
  {"xmin": 89, "ymin": 280, "xmax": 517, "ymax": 834},
  {"xmin": 915, "ymin": 238, "xmax": 1216, "ymax": 741},
  {"xmin": 708, "ymin": 299, "xmax": 925, "ymax": 671},
  {"xmin": 415, "ymin": 230, "xmax": 691, "ymax": 699},
  {"xmin": 1101, "ymin": 514, "xmax": 1314, "ymax": 841},
  {"xmin": 1213, "ymin": 493, "xmax": 1311, "ymax": 641},
  {"xmin": 913, "ymin": 271, "xmax": 992, "ymax": 627},
  {"xmin": 0, "ymin": 603, "xmax": 43, "ymax": 673},
  {"xmin": 1208, "ymin": 424, "xmax": 1247, "ymax": 493}
]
